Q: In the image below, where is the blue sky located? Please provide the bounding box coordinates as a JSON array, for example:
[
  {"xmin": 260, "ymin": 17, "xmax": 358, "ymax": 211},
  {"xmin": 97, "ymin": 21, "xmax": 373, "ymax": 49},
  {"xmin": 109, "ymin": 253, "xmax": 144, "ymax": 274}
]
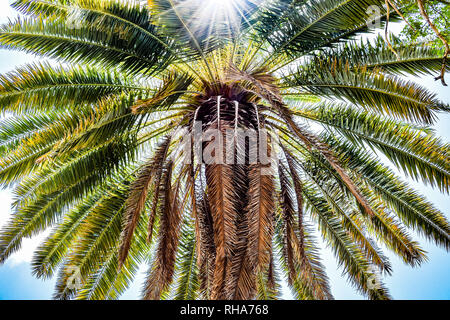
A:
[{"xmin": 0, "ymin": 0, "xmax": 449, "ymax": 300}]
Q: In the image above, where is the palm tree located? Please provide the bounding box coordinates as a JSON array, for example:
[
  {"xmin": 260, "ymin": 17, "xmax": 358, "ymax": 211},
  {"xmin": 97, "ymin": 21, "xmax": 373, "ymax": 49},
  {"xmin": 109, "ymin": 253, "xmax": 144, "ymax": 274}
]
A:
[{"xmin": 0, "ymin": 0, "xmax": 449, "ymax": 300}]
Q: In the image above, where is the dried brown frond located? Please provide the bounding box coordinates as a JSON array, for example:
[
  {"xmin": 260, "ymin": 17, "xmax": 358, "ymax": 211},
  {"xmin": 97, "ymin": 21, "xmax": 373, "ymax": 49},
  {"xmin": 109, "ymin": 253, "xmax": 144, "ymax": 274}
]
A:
[
  {"xmin": 284, "ymin": 151, "xmax": 305, "ymax": 243},
  {"xmin": 143, "ymin": 160, "xmax": 183, "ymax": 300},
  {"xmin": 245, "ymin": 162, "xmax": 275, "ymax": 295},
  {"xmin": 204, "ymin": 120, "xmax": 241, "ymax": 299},
  {"xmin": 229, "ymin": 66, "xmax": 376, "ymax": 220},
  {"xmin": 225, "ymin": 164, "xmax": 251, "ymax": 300},
  {"xmin": 281, "ymin": 147, "xmax": 333, "ymax": 299},
  {"xmin": 187, "ymin": 163, "xmax": 216, "ymax": 299},
  {"xmin": 278, "ymin": 166, "xmax": 297, "ymax": 284},
  {"xmin": 118, "ymin": 136, "xmax": 172, "ymax": 269},
  {"xmin": 206, "ymin": 161, "xmax": 239, "ymax": 299}
]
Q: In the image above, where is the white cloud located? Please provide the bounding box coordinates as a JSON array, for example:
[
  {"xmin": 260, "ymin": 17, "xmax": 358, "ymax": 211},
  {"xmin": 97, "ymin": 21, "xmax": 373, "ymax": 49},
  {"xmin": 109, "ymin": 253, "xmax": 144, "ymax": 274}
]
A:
[{"xmin": 0, "ymin": 1, "xmax": 18, "ymax": 22}]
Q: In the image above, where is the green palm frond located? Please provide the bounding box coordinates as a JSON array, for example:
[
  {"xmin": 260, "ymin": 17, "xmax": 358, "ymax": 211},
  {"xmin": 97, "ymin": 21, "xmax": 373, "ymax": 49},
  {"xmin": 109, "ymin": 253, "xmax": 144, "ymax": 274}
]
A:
[
  {"xmin": 13, "ymin": 136, "xmax": 137, "ymax": 208},
  {"xmin": 294, "ymin": 103, "xmax": 450, "ymax": 193},
  {"xmin": 0, "ymin": 93, "xmax": 145, "ymax": 187},
  {"xmin": 0, "ymin": 0, "xmax": 449, "ymax": 301},
  {"xmin": 13, "ymin": 0, "xmax": 173, "ymax": 50},
  {"xmin": 296, "ymin": 157, "xmax": 393, "ymax": 274},
  {"xmin": 0, "ymin": 111, "xmax": 73, "ymax": 154},
  {"xmin": 77, "ymin": 210, "xmax": 149, "ymax": 300},
  {"xmin": 284, "ymin": 61, "xmax": 449, "ymax": 124},
  {"xmin": 256, "ymin": 266, "xmax": 280, "ymax": 300},
  {"xmin": 173, "ymin": 221, "xmax": 200, "ymax": 300},
  {"xmin": 255, "ymin": 0, "xmax": 390, "ymax": 61},
  {"xmin": 326, "ymin": 134, "xmax": 450, "ymax": 250},
  {"xmin": 0, "ymin": 110, "xmax": 87, "ymax": 185},
  {"xmin": 0, "ymin": 62, "xmax": 150, "ymax": 114},
  {"xmin": 0, "ymin": 174, "xmax": 100, "ymax": 265},
  {"xmin": 31, "ymin": 185, "xmax": 109, "ymax": 279},
  {"xmin": 303, "ymin": 185, "xmax": 391, "ymax": 300},
  {"xmin": 319, "ymin": 35, "xmax": 450, "ymax": 76},
  {"xmin": 358, "ymin": 187, "xmax": 427, "ymax": 266},
  {"xmin": 12, "ymin": 0, "xmax": 66, "ymax": 17},
  {"xmin": 277, "ymin": 162, "xmax": 333, "ymax": 299},
  {"xmin": 0, "ymin": 16, "xmax": 172, "ymax": 76},
  {"xmin": 274, "ymin": 218, "xmax": 330, "ymax": 300},
  {"xmin": 53, "ymin": 170, "xmax": 133, "ymax": 299}
]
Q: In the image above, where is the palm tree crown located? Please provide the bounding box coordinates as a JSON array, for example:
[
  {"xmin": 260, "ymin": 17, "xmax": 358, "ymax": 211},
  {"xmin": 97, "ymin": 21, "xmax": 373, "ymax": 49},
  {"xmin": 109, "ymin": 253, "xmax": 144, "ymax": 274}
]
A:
[{"xmin": 0, "ymin": 0, "xmax": 449, "ymax": 300}]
